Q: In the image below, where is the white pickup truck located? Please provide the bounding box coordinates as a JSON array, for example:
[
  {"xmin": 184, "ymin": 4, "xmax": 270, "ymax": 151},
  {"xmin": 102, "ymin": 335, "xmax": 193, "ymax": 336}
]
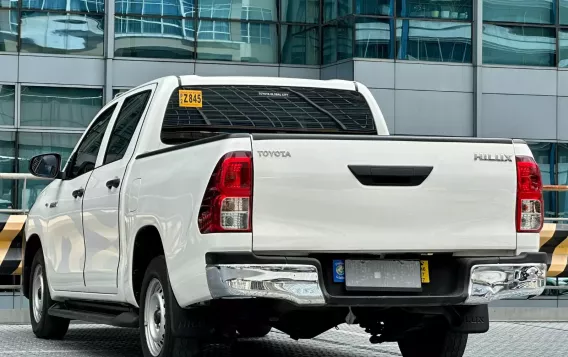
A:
[{"xmin": 23, "ymin": 75, "xmax": 547, "ymax": 357}]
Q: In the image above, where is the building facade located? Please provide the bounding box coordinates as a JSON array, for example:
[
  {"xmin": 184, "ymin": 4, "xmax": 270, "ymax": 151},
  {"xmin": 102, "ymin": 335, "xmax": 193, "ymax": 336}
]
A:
[{"xmin": 1, "ymin": 0, "xmax": 568, "ymax": 307}]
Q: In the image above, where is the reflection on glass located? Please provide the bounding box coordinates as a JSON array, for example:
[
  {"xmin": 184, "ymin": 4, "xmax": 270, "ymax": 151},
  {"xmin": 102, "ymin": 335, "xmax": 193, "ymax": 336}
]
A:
[
  {"xmin": 355, "ymin": 18, "xmax": 393, "ymax": 59},
  {"xmin": 281, "ymin": 0, "xmax": 319, "ymax": 23},
  {"xmin": 559, "ymin": 30, "xmax": 568, "ymax": 67},
  {"xmin": 482, "ymin": 24, "xmax": 555, "ymax": 66},
  {"xmin": 112, "ymin": 88, "xmax": 132, "ymax": 98},
  {"xmin": 20, "ymin": 12, "xmax": 104, "ymax": 56},
  {"xmin": 557, "ymin": 278, "xmax": 568, "ymax": 298},
  {"xmin": 0, "ymin": 132, "xmax": 15, "ymax": 210},
  {"xmin": 484, "ymin": 0, "xmax": 554, "ymax": 24},
  {"xmin": 115, "ymin": 16, "xmax": 195, "ymax": 59},
  {"xmin": 0, "ymin": 85, "xmax": 14, "ymax": 126},
  {"xmin": 396, "ymin": 20, "xmax": 471, "ymax": 62},
  {"xmin": 338, "ymin": 0, "xmax": 352, "ymax": 17},
  {"xmin": 22, "ymin": 0, "xmax": 104, "ymax": 12},
  {"xmin": 18, "ymin": 132, "xmax": 81, "ymax": 209},
  {"xmin": 322, "ymin": 21, "xmax": 353, "ymax": 64},
  {"xmin": 0, "ymin": 0, "xmax": 17, "ymax": 8},
  {"xmin": 281, "ymin": 25, "xmax": 319, "ymax": 65},
  {"xmin": 558, "ymin": 144, "xmax": 568, "ymax": 218},
  {"xmin": 324, "ymin": 0, "xmax": 336, "ymax": 23},
  {"xmin": 529, "ymin": 142, "xmax": 555, "ymax": 217},
  {"xmin": 196, "ymin": 20, "xmax": 277, "ymax": 63},
  {"xmin": 116, "ymin": 0, "xmax": 194, "ymax": 16},
  {"xmin": 397, "ymin": 0, "xmax": 471, "ymax": 20},
  {"xmin": 21, "ymin": 86, "xmax": 103, "ymax": 128},
  {"xmin": 562, "ymin": 0, "xmax": 568, "ymax": 24},
  {"xmin": 0, "ymin": 10, "xmax": 20, "ymax": 52},
  {"xmin": 356, "ymin": 0, "xmax": 391, "ymax": 16}
]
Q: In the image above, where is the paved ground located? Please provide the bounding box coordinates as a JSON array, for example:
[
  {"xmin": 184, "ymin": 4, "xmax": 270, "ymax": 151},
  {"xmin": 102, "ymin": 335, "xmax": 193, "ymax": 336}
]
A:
[{"xmin": 0, "ymin": 322, "xmax": 564, "ymax": 356}]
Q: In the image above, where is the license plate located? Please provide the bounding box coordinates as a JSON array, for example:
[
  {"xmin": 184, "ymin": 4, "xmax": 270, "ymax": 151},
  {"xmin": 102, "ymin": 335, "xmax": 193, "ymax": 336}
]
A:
[{"xmin": 345, "ymin": 260, "xmax": 422, "ymax": 292}]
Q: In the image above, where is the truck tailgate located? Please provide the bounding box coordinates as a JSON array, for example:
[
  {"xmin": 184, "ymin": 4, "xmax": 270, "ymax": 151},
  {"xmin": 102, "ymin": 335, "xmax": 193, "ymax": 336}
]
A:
[{"xmin": 251, "ymin": 135, "xmax": 518, "ymax": 253}]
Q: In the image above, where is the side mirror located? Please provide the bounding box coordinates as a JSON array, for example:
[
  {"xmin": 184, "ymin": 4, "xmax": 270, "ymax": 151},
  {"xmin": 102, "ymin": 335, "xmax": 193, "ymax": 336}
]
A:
[{"xmin": 29, "ymin": 153, "xmax": 62, "ymax": 179}]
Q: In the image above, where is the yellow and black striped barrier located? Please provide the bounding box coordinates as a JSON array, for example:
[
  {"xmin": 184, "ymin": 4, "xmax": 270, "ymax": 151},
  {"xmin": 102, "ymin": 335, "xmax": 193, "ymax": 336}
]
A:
[
  {"xmin": 0, "ymin": 213, "xmax": 565, "ymax": 278},
  {"xmin": 0, "ymin": 215, "xmax": 26, "ymax": 276},
  {"xmin": 540, "ymin": 223, "xmax": 568, "ymax": 277}
]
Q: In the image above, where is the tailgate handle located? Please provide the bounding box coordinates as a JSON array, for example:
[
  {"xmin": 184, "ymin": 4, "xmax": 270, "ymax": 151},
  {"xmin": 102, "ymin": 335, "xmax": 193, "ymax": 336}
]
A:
[{"xmin": 348, "ymin": 165, "xmax": 433, "ymax": 187}]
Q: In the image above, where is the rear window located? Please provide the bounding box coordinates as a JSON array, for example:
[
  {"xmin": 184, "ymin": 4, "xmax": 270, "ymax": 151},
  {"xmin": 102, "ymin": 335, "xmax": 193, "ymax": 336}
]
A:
[{"xmin": 161, "ymin": 85, "xmax": 376, "ymax": 144}]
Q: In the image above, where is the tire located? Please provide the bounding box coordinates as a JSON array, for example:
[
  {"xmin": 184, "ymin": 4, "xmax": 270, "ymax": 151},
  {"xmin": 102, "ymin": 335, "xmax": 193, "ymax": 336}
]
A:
[
  {"xmin": 398, "ymin": 326, "xmax": 468, "ymax": 357},
  {"xmin": 29, "ymin": 248, "xmax": 70, "ymax": 340},
  {"xmin": 237, "ymin": 324, "xmax": 272, "ymax": 338},
  {"xmin": 139, "ymin": 256, "xmax": 202, "ymax": 357}
]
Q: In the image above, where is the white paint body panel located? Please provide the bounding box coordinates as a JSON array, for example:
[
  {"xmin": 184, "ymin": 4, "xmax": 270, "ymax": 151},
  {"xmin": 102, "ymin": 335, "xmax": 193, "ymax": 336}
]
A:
[
  {"xmin": 251, "ymin": 139, "xmax": 518, "ymax": 253},
  {"xmin": 23, "ymin": 75, "xmax": 541, "ymax": 309}
]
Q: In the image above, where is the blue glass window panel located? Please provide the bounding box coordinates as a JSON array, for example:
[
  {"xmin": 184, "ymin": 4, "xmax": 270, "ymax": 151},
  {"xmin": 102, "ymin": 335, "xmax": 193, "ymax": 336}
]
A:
[
  {"xmin": 356, "ymin": 0, "xmax": 392, "ymax": 16},
  {"xmin": 0, "ymin": 85, "xmax": 14, "ymax": 126},
  {"xmin": 0, "ymin": 10, "xmax": 18, "ymax": 52},
  {"xmin": 323, "ymin": 21, "xmax": 353, "ymax": 64},
  {"xmin": 197, "ymin": 20, "xmax": 277, "ymax": 63},
  {"xmin": 482, "ymin": 25, "xmax": 555, "ymax": 67},
  {"xmin": 484, "ymin": 0, "xmax": 555, "ymax": 25},
  {"xmin": 281, "ymin": 25, "xmax": 319, "ymax": 65},
  {"xmin": 529, "ymin": 142, "xmax": 556, "ymax": 217},
  {"xmin": 281, "ymin": 0, "xmax": 319, "ymax": 24},
  {"xmin": 20, "ymin": 86, "xmax": 103, "ymax": 128},
  {"xmin": 70, "ymin": 0, "xmax": 105, "ymax": 13},
  {"xmin": 396, "ymin": 0, "xmax": 472, "ymax": 20},
  {"xmin": 355, "ymin": 18, "xmax": 393, "ymax": 59},
  {"xmin": 114, "ymin": 16, "xmax": 195, "ymax": 58},
  {"xmin": 20, "ymin": 12, "xmax": 105, "ymax": 56},
  {"xmin": 396, "ymin": 20, "xmax": 472, "ymax": 63},
  {"xmin": 21, "ymin": 0, "xmax": 66, "ymax": 10},
  {"xmin": 115, "ymin": 0, "xmax": 193, "ymax": 16}
]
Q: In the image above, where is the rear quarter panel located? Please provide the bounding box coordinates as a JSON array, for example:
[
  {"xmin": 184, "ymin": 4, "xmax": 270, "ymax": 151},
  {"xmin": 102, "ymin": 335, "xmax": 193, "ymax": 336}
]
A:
[{"xmin": 125, "ymin": 136, "xmax": 253, "ymax": 307}]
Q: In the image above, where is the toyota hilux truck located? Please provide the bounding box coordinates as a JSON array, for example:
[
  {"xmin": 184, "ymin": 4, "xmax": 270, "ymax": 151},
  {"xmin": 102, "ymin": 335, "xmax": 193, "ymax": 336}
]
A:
[{"xmin": 22, "ymin": 75, "xmax": 547, "ymax": 357}]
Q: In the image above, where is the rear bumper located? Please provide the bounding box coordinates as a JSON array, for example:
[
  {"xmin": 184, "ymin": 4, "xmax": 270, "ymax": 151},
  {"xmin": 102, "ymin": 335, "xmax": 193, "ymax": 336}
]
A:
[{"xmin": 205, "ymin": 252, "xmax": 547, "ymax": 307}]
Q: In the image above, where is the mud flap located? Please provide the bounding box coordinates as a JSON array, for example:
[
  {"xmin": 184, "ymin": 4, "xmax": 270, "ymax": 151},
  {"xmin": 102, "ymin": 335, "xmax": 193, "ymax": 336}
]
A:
[
  {"xmin": 167, "ymin": 283, "xmax": 213, "ymax": 339},
  {"xmin": 449, "ymin": 305, "xmax": 489, "ymax": 334}
]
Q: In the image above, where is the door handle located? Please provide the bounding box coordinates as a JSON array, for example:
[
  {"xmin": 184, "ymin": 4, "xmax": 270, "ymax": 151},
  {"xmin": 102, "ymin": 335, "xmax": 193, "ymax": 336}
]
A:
[
  {"xmin": 106, "ymin": 178, "xmax": 121, "ymax": 189},
  {"xmin": 72, "ymin": 188, "xmax": 84, "ymax": 199}
]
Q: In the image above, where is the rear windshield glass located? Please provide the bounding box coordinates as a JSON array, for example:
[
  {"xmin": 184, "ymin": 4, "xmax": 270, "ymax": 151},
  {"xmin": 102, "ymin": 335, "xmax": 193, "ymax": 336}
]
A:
[{"xmin": 161, "ymin": 85, "xmax": 376, "ymax": 144}]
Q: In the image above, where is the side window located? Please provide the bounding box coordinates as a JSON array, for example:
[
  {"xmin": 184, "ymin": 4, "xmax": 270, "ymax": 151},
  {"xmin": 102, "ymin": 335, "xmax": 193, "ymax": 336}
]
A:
[
  {"xmin": 66, "ymin": 104, "xmax": 116, "ymax": 180},
  {"xmin": 103, "ymin": 90, "xmax": 151, "ymax": 165}
]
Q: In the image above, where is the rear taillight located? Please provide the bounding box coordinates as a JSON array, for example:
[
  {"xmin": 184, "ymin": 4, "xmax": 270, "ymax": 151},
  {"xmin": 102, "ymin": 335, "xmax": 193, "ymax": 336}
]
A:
[
  {"xmin": 198, "ymin": 151, "xmax": 252, "ymax": 233},
  {"xmin": 516, "ymin": 156, "xmax": 543, "ymax": 233}
]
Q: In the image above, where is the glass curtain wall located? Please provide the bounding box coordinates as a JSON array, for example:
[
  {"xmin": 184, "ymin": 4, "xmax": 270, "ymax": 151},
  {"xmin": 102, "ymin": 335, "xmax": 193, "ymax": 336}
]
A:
[
  {"xmin": 114, "ymin": 0, "xmax": 320, "ymax": 64},
  {"xmin": 0, "ymin": 85, "xmax": 99, "ymax": 211},
  {"xmin": 482, "ymin": 0, "xmax": 568, "ymax": 67},
  {"xmin": 322, "ymin": 0, "xmax": 473, "ymax": 64},
  {"xmin": 0, "ymin": 0, "xmax": 105, "ymax": 55}
]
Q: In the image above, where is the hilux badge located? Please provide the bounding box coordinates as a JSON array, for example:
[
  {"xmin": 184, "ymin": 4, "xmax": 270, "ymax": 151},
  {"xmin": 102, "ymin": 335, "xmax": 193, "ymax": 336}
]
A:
[{"xmin": 474, "ymin": 153, "xmax": 513, "ymax": 162}]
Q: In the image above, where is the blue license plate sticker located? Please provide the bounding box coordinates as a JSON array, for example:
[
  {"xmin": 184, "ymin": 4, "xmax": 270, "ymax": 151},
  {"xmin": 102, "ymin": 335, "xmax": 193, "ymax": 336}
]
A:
[{"xmin": 333, "ymin": 259, "xmax": 345, "ymax": 283}]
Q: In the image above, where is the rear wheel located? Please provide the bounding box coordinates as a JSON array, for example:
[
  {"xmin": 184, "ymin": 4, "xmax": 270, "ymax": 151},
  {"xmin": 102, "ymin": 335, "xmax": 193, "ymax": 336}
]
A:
[
  {"xmin": 398, "ymin": 326, "xmax": 468, "ymax": 357},
  {"xmin": 29, "ymin": 248, "xmax": 70, "ymax": 340},
  {"xmin": 237, "ymin": 324, "xmax": 272, "ymax": 338},
  {"xmin": 139, "ymin": 256, "xmax": 202, "ymax": 357}
]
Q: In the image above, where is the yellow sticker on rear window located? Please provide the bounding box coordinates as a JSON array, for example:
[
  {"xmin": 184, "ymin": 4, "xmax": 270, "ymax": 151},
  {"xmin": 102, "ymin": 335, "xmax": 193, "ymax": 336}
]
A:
[
  {"xmin": 420, "ymin": 260, "xmax": 430, "ymax": 283},
  {"xmin": 179, "ymin": 90, "xmax": 203, "ymax": 108}
]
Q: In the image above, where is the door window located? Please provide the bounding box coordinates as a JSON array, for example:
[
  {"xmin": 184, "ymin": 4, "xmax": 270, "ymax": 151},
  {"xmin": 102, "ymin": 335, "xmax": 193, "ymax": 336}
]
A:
[
  {"xmin": 66, "ymin": 104, "xmax": 116, "ymax": 180},
  {"xmin": 103, "ymin": 90, "xmax": 151, "ymax": 165}
]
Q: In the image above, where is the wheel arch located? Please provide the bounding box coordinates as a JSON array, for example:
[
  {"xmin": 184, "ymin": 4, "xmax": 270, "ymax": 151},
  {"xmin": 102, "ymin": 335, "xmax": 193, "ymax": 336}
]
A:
[
  {"xmin": 23, "ymin": 234, "xmax": 42, "ymax": 298},
  {"xmin": 131, "ymin": 225, "xmax": 165, "ymax": 304}
]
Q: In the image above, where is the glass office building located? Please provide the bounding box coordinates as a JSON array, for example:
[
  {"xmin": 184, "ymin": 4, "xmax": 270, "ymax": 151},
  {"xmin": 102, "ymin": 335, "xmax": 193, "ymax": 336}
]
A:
[{"xmin": 1, "ymin": 0, "xmax": 568, "ymax": 308}]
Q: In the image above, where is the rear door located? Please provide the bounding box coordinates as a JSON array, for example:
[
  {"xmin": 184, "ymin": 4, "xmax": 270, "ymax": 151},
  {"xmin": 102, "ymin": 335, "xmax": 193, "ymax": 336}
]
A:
[
  {"xmin": 251, "ymin": 135, "xmax": 518, "ymax": 253},
  {"xmin": 82, "ymin": 86, "xmax": 153, "ymax": 293}
]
